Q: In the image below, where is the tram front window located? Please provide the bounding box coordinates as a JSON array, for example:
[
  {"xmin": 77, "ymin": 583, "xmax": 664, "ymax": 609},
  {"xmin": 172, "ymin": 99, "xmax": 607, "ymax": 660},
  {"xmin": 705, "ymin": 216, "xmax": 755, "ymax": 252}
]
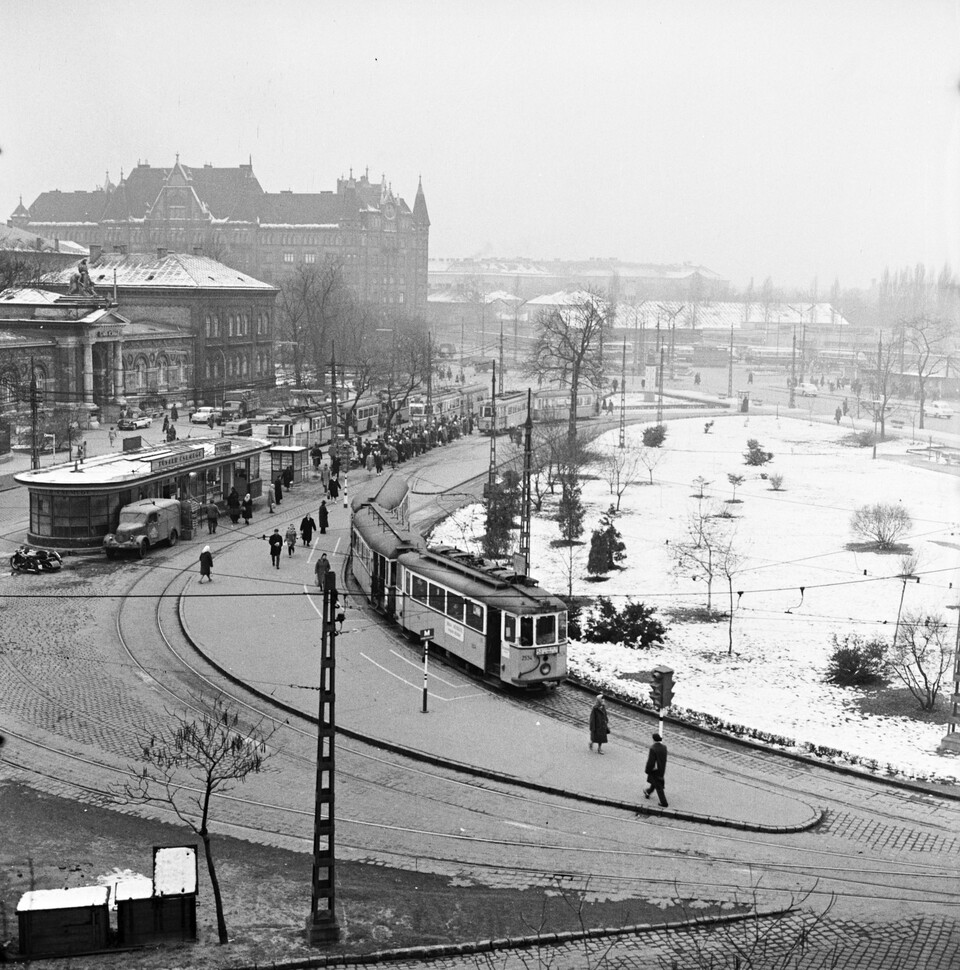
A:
[
  {"xmin": 558, "ymin": 612, "xmax": 567, "ymax": 641},
  {"xmin": 520, "ymin": 616, "xmax": 534, "ymax": 646},
  {"xmin": 536, "ymin": 615, "xmax": 556, "ymax": 645}
]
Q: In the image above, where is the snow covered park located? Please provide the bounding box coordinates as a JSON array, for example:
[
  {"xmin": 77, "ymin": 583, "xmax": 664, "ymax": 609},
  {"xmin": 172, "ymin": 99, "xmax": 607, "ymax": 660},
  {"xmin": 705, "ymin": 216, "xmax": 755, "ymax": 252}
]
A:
[{"xmin": 430, "ymin": 413, "xmax": 960, "ymax": 784}]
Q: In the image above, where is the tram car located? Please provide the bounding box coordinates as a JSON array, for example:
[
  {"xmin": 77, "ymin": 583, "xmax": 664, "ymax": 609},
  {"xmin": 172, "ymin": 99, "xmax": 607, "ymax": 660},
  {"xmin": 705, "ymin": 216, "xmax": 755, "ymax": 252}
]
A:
[
  {"xmin": 408, "ymin": 386, "xmax": 464, "ymax": 425},
  {"xmin": 351, "ymin": 501, "xmax": 567, "ymax": 688},
  {"xmin": 459, "ymin": 381, "xmax": 489, "ymax": 419},
  {"xmin": 479, "ymin": 390, "xmax": 529, "ymax": 434},
  {"xmin": 531, "ymin": 387, "xmax": 599, "ymax": 423},
  {"xmin": 343, "ymin": 394, "xmax": 383, "ymax": 434}
]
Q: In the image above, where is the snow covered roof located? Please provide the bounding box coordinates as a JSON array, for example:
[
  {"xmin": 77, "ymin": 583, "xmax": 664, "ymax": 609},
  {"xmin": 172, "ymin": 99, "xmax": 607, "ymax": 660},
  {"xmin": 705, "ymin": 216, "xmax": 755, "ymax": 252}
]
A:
[
  {"xmin": 611, "ymin": 300, "xmax": 850, "ymax": 331},
  {"xmin": 18, "ymin": 887, "xmax": 110, "ymax": 912}
]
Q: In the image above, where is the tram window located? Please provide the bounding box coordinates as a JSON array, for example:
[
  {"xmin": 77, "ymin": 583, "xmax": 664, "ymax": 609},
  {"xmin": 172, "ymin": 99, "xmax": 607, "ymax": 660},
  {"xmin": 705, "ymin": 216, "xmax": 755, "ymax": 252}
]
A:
[
  {"xmin": 465, "ymin": 600, "xmax": 484, "ymax": 632},
  {"xmin": 428, "ymin": 583, "xmax": 445, "ymax": 612},
  {"xmin": 411, "ymin": 575, "xmax": 428, "ymax": 602},
  {"xmin": 520, "ymin": 617, "xmax": 534, "ymax": 646},
  {"xmin": 536, "ymin": 615, "xmax": 556, "ymax": 645},
  {"xmin": 503, "ymin": 614, "xmax": 516, "ymax": 642},
  {"xmin": 558, "ymin": 612, "xmax": 567, "ymax": 640},
  {"xmin": 446, "ymin": 592, "xmax": 465, "ymax": 622}
]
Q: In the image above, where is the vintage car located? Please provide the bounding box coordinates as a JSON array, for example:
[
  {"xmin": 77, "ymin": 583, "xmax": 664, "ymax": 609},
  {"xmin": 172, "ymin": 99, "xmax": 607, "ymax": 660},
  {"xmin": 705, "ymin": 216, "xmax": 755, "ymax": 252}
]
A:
[
  {"xmin": 117, "ymin": 413, "xmax": 153, "ymax": 430},
  {"xmin": 103, "ymin": 499, "xmax": 182, "ymax": 558}
]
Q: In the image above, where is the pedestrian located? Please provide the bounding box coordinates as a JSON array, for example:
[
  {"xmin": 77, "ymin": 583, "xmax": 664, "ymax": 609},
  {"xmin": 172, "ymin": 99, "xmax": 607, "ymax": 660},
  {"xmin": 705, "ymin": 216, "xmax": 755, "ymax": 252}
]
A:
[
  {"xmin": 108, "ymin": 426, "xmax": 117, "ymax": 447},
  {"xmin": 320, "ymin": 463, "xmax": 331, "ymax": 496},
  {"xmin": 198, "ymin": 545, "xmax": 213, "ymax": 583},
  {"xmin": 374, "ymin": 451, "xmax": 384, "ymax": 475},
  {"xmin": 643, "ymin": 733, "xmax": 669, "ymax": 807},
  {"xmin": 588, "ymin": 694, "xmax": 609, "ymax": 754},
  {"xmin": 330, "ymin": 455, "xmax": 341, "ymax": 480},
  {"xmin": 268, "ymin": 489, "xmax": 275, "ymax": 513},
  {"xmin": 300, "ymin": 512, "xmax": 316, "ymax": 546},
  {"xmin": 267, "ymin": 527, "xmax": 283, "ymax": 569},
  {"xmin": 170, "ymin": 405, "xmax": 178, "ymax": 423},
  {"xmin": 834, "ymin": 406, "xmax": 842, "ymax": 425},
  {"xmin": 285, "ymin": 522, "xmax": 298, "ymax": 556},
  {"xmin": 242, "ymin": 492, "xmax": 253, "ymax": 525},
  {"xmin": 328, "ymin": 477, "xmax": 340, "ymax": 501},
  {"xmin": 162, "ymin": 415, "xmax": 170, "ymax": 435},
  {"xmin": 283, "ymin": 465, "xmax": 294, "ymax": 490},
  {"xmin": 206, "ymin": 500, "xmax": 219, "ymax": 534},
  {"xmin": 207, "ymin": 413, "xmax": 215, "ymax": 430},
  {"xmin": 274, "ymin": 475, "xmax": 283, "ymax": 505},
  {"xmin": 315, "ymin": 551, "xmax": 330, "ymax": 588},
  {"xmin": 317, "ymin": 500, "xmax": 329, "ymax": 535},
  {"xmin": 335, "ymin": 596, "xmax": 347, "ymax": 634},
  {"xmin": 365, "ymin": 450, "xmax": 376, "ymax": 474},
  {"xmin": 227, "ymin": 487, "xmax": 241, "ymax": 525}
]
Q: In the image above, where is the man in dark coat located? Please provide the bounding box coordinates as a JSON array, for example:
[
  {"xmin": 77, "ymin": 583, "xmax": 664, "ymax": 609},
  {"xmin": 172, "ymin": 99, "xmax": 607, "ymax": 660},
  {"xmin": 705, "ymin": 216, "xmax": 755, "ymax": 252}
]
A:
[
  {"xmin": 588, "ymin": 695, "xmax": 609, "ymax": 754},
  {"xmin": 314, "ymin": 552, "xmax": 330, "ymax": 588},
  {"xmin": 643, "ymin": 733, "xmax": 668, "ymax": 807},
  {"xmin": 206, "ymin": 501, "xmax": 219, "ymax": 535},
  {"xmin": 300, "ymin": 512, "xmax": 317, "ymax": 547},
  {"xmin": 317, "ymin": 500, "xmax": 329, "ymax": 534},
  {"xmin": 226, "ymin": 487, "xmax": 241, "ymax": 525},
  {"xmin": 267, "ymin": 528, "xmax": 283, "ymax": 569},
  {"xmin": 274, "ymin": 476, "xmax": 283, "ymax": 505},
  {"xmin": 327, "ymin": 477, "xmax": 340, "ymax": 501}
]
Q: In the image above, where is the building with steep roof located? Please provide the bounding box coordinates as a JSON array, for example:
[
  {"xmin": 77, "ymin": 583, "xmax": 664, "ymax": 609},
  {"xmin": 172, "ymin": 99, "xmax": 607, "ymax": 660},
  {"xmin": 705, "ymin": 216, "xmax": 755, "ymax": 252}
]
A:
[{"xmin": 10, "ymin": 158, "xmax": 429, "ymax": 311}]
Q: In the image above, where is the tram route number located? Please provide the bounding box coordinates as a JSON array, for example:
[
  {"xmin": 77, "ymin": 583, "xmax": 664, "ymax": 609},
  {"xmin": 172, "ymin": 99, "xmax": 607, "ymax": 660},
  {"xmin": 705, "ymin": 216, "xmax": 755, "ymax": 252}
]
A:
[{"xmin": 535, "ymin": 646, "xmax": 559, "ymax": 656}]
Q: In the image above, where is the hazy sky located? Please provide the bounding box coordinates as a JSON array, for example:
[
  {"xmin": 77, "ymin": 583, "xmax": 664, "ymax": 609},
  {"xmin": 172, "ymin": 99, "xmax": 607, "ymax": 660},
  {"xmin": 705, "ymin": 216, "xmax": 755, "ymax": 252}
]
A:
[{"xmin": 2, "ymin": 0, "xmax": 957, "ymax": 290}]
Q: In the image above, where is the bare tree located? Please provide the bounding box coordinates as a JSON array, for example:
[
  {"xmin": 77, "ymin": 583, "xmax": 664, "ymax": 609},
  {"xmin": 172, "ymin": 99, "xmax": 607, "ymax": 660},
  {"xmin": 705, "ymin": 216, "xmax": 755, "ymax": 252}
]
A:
[
  {"xmin": 639, "ymin": 445, "xmax": 665, "ymax": 485},
  {"xmin": 850, "ymin": 503, "xmax": 912, "ymax": 550},
  {"xmin": 378, "ymin": 317, "xmax": 431, "ymax": 428},
  {"xmin": 602, "ymin": 444, "xmax": 642, "ymax": 510},
  {"xmin": 889, "ymin": 612, "xmax": 953, "ymax": 711},
  {"xmin": 525, "ymin": 291, "xmax": 610, "ymax": 444},
  {"xmin": 671, "ymin": 499, "xmax": 737, "ymax": 611},
  {"xmin": 123, "ymin": 695, "xmax": 277, "ymax": 944}
]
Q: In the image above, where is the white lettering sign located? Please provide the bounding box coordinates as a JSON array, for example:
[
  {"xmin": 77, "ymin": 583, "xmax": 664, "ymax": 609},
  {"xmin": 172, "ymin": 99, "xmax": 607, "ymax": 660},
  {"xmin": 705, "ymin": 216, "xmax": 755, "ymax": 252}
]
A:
[{"xmin": 444, "ymin": 618, "xmax": 464, "ymax": 642}]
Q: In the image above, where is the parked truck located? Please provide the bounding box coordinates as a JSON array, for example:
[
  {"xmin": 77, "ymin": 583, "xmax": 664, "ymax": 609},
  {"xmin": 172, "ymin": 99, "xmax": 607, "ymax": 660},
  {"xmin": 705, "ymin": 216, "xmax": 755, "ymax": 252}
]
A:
[{"xmin": 103, "ymin": 498, "xmax": 182, "ymax": 559}]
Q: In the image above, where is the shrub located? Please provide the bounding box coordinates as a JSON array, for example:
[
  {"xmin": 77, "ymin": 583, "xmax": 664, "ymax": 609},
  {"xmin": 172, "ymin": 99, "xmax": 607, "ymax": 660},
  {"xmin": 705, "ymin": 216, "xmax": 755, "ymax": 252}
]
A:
[
  {"xmin": 586, "ymin": 507, "xmax": 627, "ymax": 577},
  {"xmin": 704, "ymin": 420, "xmax": 714, "ymax": 434},
  {"xmin": 642, "ymin": 424, "xmax": 667, "ymax": 448},
  {"xmin": 846, "ymin": 430, "xmax": 876, "ymax": 448},
  {"xmin": 850, "ymin": 503, "xmax": 912, "ymax": 550},
  {"xmin": 769, "ymin": 472, "xmax": 785, "ymax": 491},
  {"xmin": 825, "ymin": 633, "xmax": 887, "ymax": 686},
  {"xmin": 583, "ymin": 597, "xmax": 667, "ymax": 649},
  {"xmin": 743, "ymin": 438, "xmax": 774, "ymax": 466}
]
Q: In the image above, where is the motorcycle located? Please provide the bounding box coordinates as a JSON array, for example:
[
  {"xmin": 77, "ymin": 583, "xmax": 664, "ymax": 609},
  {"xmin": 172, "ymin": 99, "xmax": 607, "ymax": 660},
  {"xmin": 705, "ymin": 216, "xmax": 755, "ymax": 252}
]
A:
[{"xmin": 10, "ymin": 546, "xmax": 63, "ymax": 574}]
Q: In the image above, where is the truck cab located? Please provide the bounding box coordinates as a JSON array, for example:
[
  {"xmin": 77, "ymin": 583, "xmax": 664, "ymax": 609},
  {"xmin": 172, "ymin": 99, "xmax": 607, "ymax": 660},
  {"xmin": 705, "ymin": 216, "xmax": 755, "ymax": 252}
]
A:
[{"xmin": 103, "ymin": 498, "xmax": 182, "ymax": 559}]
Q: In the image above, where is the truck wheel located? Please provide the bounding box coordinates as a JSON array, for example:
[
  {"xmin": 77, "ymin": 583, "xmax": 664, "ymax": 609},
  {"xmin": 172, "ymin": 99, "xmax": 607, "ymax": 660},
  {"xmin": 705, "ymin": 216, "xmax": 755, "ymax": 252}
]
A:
[
  {"xmin": 168, "ymin": 530, "xmax": 179, "ymax": 547},
  {"xmin": 138, "ymin": 541, "xmax": 149, "ymax": 559},
  {"xmin": 105, "ymin": 549, "xmax": 116, "ymax": 560}
]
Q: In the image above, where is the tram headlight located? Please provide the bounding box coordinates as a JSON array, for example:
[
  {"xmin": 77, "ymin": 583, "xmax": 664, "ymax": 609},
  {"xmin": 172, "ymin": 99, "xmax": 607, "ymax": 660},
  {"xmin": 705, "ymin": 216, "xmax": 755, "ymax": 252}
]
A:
[{"xmin": 539, "ymin": 662, "xmax": 552, "ymax": 676}]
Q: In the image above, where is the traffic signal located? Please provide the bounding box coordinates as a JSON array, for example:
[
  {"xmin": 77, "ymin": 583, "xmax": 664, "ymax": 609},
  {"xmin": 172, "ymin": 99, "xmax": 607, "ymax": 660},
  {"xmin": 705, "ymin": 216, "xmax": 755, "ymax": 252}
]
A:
[{"xmin": 650, "ymin": 666, "xmax": 675, "ymax": 709}]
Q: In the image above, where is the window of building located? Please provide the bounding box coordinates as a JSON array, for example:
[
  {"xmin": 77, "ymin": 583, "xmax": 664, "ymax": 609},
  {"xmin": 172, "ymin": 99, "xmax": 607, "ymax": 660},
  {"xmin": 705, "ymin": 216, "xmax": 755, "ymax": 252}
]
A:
[
  {"xmin": 305, "ymin": 252, "xmax": 316, "ymax": 264},
  {"xmin": 283, "ymin": 252, "xmax": 294, "ymax": 264}
]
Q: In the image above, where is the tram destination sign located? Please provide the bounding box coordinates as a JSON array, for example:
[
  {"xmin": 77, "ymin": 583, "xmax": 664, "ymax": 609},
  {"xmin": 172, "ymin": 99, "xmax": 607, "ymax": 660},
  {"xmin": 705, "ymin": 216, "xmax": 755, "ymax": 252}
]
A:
[{"xmin": 150, "ymin": 448, "xmax": 205, "ymax": 472}]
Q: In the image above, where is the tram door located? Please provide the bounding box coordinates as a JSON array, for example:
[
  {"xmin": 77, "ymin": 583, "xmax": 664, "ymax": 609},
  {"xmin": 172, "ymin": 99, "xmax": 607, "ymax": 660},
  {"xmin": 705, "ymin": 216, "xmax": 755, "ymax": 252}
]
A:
[
  {"xmin": 484, "ymin": 606, "xmax": 502, "ymax": 675},
  {"xmin": 371, "ymin": 553, "xmax": 387, "ymax": 611}
]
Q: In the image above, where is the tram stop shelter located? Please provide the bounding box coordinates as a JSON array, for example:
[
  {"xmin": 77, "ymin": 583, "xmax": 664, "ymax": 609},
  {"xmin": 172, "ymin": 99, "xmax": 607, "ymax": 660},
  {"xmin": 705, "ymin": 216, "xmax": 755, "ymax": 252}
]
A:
[
  {"xmin": 14, "ymin": 435, "xmax": 271, "ymax": 549},
  {"xmin": 268, "ymin": 444, "xmax": 308, "ymax": 486}
]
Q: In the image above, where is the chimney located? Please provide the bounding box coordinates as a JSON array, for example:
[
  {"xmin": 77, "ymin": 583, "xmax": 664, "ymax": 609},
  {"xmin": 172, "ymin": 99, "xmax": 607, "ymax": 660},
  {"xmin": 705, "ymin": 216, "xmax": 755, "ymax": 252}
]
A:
[
  {"xmin": 89, "ymin": 243, "xmax": 102, "ymax": 262},
  {"xmin": 157, "ymin": 247, "xmax": 168, "ymax": 260}
]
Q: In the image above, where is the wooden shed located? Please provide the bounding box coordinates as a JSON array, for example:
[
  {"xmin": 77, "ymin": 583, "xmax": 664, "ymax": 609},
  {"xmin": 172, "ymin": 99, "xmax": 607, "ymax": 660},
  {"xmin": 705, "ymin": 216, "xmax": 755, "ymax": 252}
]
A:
[
  {"xmin": 17, "ymin": 886, "xmax": 110, "ymax": 957},
  {"xmin": 115, "ymin": 845, "xmax": 198, "ymax": 946}
]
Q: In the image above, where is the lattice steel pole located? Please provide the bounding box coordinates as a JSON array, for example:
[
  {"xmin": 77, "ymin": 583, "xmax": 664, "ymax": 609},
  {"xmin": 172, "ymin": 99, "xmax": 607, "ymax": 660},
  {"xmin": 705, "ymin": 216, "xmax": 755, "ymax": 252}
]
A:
[{"xmin": 306, "ymin": 572, "xmax": 340, "ymax": 944}]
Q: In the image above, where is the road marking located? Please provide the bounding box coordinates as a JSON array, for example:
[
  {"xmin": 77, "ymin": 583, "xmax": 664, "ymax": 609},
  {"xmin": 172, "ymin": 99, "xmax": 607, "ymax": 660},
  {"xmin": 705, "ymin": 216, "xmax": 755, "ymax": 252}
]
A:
[
  {"xmin": 388, "ymin": 649, "xmax": 484, "ymax": 696},
  {"xmin": 360, "ymin": 651, "xmax": 447, "ymax": 701}
]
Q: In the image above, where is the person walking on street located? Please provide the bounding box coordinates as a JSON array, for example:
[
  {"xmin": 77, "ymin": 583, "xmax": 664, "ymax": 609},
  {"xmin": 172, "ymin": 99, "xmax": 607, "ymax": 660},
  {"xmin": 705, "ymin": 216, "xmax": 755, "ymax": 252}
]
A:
[
  {"xmin": 300, "ymin": 512, "xmax": 316, "ymax": 547},
  {"xmin": 108, "ymin": 426, "xmax": 117, "ymax": 447},
  {"xmin": 588, "ymin": 694, "xmax": 609, "ymax": 754},
  {"xmin": 206, "ymin": 500, "xmax": 219, "ymax": 535},
  {"xmin": 320, "ymin": 463, "xmax": 331, "ymax": 496},
  {"xmin": 643, "ymin": 733, "xmax": 669, "ymax": 807},
  {"xmin": 285, "ymin": 522, "xmax": 298, "ymax": 556},
  {"xmin": 328, "ymin": 477, "xmax": 340, "ymax": 502},
  {"xmin": 170, "ymin": 405, "xmax": 178, "ymax": 423},
  {"xmin": 267, "ymin": 528, "xmax": 283, "ymax": 569},
  {"xmin": 242, "ymin": 493, "xmax": 253, "ymax": 525},
  {"xmin": 317, "ymin": 500, "xmax": 329, "ymax": 535},
  {"xmin": 198, "ymin": 545, "xmax": 213, "ymax": 583},
  {"xmin": 315, "ymin": 552, "xmax": 330, "ymax": 588},
  {"xmin": 834, "ymin": 406, "xmax": 842, "ymax": 424},
  {"xmin": 274, "ymin": 475, "xmax": 283, "ymax": 506}
]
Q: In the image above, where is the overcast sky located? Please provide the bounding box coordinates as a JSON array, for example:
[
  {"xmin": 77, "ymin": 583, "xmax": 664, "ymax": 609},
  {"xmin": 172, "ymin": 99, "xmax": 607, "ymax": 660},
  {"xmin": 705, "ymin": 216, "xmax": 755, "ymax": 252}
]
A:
[{"xmin": 2, "ymin": 0, "xmax": 957, "ymax": 291}]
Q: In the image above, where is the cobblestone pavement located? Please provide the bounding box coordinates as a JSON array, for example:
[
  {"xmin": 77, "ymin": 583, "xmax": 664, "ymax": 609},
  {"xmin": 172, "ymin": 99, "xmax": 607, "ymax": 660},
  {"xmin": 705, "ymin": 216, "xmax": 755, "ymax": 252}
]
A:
[{"xmin": 2, "ymin": 439, "xmax": 960, "ymax": 969}]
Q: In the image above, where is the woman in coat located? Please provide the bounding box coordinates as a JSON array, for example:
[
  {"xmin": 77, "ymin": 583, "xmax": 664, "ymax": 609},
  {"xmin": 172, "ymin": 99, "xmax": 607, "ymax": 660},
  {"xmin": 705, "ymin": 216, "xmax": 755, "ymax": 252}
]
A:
[
  {"xmin": 317, "ymin": 500, "xmax": 329, "ymax": 535},
  {"xmin": 588, "ymin": 695, "xmax": 609, "ymax": 754},
  {"xmin": 284, "ymin": 522, "xmax": 298, "ymax": 556},
  {"xmin": 226, "ymin": 487, "xmax": 241, "ymax": 525},
  {"xmin": 241, "ymin": 493, "xmax": 253, "ymax": 525},
  {"xmin": 300, "ymin": 513, "xmax": 316, "ymax": 547},
  {"xmin": 198, "ymin": 545, "xmax": 213, "ymax": 583},
  {"xmin": 327, "ymin": 476, "xmax": 340, "ymax": 501},
  {"xmin": 274, "ymin": 476, "xmax": 283, "ymax": 505}
]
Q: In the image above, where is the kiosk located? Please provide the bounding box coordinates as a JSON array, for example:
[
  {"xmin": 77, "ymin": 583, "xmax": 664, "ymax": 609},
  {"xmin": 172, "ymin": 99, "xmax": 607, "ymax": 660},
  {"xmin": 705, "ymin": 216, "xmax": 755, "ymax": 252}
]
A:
[{"xmin": 15, "ymin": 436, "xmax": 272, "ymax": 549}]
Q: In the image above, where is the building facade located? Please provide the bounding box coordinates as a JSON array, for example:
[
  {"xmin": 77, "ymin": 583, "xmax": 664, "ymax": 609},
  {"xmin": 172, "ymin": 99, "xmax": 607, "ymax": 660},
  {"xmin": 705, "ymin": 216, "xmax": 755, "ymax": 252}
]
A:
[
  {"xmin": 0, "ymin": 252, "xmax": 277, "ymax": 414},
  {"xmin": 10, "ymin": 158, "xmax": 429, "ymax": 312}
]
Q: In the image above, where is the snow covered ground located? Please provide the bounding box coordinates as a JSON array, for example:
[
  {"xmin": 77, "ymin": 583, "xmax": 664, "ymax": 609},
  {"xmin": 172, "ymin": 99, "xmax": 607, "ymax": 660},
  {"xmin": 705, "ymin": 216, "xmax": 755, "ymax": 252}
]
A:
[{"xmin": 429, "ymin": 413, "xmax": 960, "ymax": 784}]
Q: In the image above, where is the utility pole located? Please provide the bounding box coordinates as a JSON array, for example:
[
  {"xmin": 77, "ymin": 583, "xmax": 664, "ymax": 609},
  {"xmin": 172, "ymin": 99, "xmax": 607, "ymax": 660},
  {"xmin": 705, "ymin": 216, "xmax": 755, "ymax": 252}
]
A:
[
  {"xmin": 459, "ymin": 316, "xmax": 465, "ymax": 381},
  {"xmin": 498, "ymin": 321, "xmax": 504, "ymax": 395},
  {"xmin": 30, "ymin": 356, "xmax": 40, "ymax": 471},
  {"xmin": 789, "ymin": 331, "xmax": 797, "ymax": 408},
  {"xmin": 619, "ymin": 339, "xmax": 627, "ymax": 449},
  {"xmin": 487, "ymin": 361, "xmax": 497, "ymax": 499},
  {"xmin": 306, "ymin": 571, "xmax": 341, "ymax": 944},
  {"xmin": 727, "ymin": 326, "xmax": 735, "ymax": 399},
  {"xmin": 426, "ymin": 332, "xmax": 433, "ymax": 419},
  {"xmin": 329, "ymin": 342, "xmax": 339, "ymax": 440},
  {"xmin": 517, "ymin": 388, "xmax": 533, "ymax": 577},
  {"xmin": 656, "ymin": 347, "xmax": 665, "ymax": 424}
]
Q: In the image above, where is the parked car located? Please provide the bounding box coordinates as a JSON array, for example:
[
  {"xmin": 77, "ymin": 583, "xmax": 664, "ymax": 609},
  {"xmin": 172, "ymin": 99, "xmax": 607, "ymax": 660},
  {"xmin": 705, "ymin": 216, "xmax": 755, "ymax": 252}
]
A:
[
  {"xmin": 222, "ymin": 419, "xmax": 253, "ymax": 437},
  {"xmin": 923, "ymin": 401, "xmax": 954, "ymax": 419},
  {"xmin": 103, "ymin": 499, "xmax": 182, "ymax": 559},
  {"xmin": 190, "ymin": 407, "xmax": 223, "ymax": 425},
  {"xmin": 796, "ymin": 382, "xmax": 818, "ymax": 397},
  {"xmin": 118, "ymin": 413, "xmax": 153, "ymax": 430}
]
